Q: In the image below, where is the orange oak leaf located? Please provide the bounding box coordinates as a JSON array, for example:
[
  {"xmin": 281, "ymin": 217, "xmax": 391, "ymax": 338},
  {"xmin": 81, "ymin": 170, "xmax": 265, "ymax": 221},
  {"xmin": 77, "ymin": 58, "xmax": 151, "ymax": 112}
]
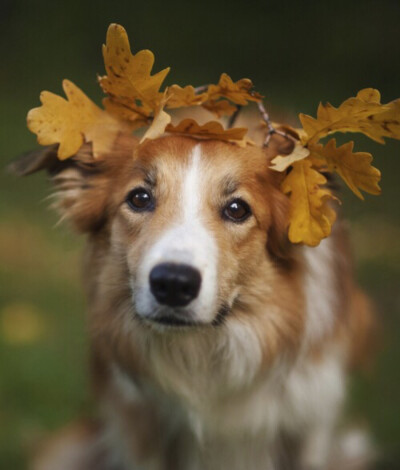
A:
[
  {"xmin": 99, "ymin": 23, "xmax": 170, "ymax": 113},
  {"xmin": 281, "ymin": 159, "xmax": 337, "ymax": 246},
  {"xmin": 310, "ymin": 139, "xmax": 381, "ymax": 199},
  {"xmin": 103, "ymin": 97, "xmax": 149, "ymax": 129},
  {"xmin": 202, "ymin": 99, "xmax": 237, "ymax": 117},
  {"xmin": 207, "ymin": 73, "xmax": 262, "ymax": 105},
  {"xmin": 166, "ymin": 85, "xmax": 208, "ymax": 108},
  {"xmin": 27, "ymin": 80, "xmax": 127, "ymax": 160},
  {"xmin": 166, "ymin": 118, "xmax": 249, "ymax": 146},
  {"xmin": 300, "ymin": 88, "xmax": 400, "ymax": 144}
]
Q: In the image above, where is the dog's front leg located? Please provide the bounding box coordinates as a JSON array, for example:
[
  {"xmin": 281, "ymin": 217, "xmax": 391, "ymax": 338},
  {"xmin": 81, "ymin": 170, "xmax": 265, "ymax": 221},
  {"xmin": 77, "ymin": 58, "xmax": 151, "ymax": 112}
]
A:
[
  {"xmin": 298, "ymin": 424, "xmax": 334, "ymax": 470},
  {"xmin": 100, "ymin": 397, "xmax": 169, "ymax": 470},
  {"xmin": 99, "ymin": 364, "xmax": 186, "ymax": 470}
]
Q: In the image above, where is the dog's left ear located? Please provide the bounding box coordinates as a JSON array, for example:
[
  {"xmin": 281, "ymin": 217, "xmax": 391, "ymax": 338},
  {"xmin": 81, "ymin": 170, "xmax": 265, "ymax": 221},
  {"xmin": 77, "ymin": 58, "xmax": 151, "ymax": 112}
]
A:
[
  {"xmin": 8, "ymin": 135, "xmax": 138, "ymax": 233},
  {"xmin": 263, "ymin": 133, "xmax": 294, "ymax": 261},
  {"xmin": 266, "ymin": 184, "xmax": 291, "ymax": 261}
]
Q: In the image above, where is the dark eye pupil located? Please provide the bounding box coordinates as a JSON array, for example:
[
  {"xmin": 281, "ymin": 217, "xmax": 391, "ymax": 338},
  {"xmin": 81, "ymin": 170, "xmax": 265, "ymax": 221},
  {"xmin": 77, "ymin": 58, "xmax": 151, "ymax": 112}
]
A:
[
  {"xmin": 133, "ymin": 192, "xmax": 150, "ymax": 208},
  {"xmin": 228, "ymin": 201, "xmax": 246, "ymax": 218},
  {"xmin": 127, "ymin": 188, "xmax": 153, "ymax": 211},
  {"xmin": 223, "ymin": 199, "xmax": 251, "ymax": 222}
]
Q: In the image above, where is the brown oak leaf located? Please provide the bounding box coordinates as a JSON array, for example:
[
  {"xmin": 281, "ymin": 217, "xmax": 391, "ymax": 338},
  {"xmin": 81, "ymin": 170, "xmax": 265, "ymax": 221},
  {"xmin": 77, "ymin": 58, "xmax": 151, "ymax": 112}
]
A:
[
  {"xmin": 207, "ymin": 73, "xmax": 262, "ymax": 105},
  {"xmin": 166, "ymin": 118, "xmax": 249, "ymax": 146}
]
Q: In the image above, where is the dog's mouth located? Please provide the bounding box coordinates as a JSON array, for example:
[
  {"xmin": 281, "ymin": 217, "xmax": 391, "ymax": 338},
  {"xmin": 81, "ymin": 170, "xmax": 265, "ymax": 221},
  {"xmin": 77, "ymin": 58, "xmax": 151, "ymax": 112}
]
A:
[
  {"xmin": 150, "ymin": 315, "xmax": 199, "ymax": 327},
  {"xmin": 140, "ymin": 302, "xmax": 232, "ymax": 330}
]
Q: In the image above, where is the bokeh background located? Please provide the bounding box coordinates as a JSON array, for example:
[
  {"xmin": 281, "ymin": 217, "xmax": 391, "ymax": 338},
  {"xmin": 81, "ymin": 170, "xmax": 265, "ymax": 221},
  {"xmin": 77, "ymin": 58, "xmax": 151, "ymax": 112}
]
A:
[{"xmin": 0, "ymin": 0, "xmax": 399, "ymax": 468}]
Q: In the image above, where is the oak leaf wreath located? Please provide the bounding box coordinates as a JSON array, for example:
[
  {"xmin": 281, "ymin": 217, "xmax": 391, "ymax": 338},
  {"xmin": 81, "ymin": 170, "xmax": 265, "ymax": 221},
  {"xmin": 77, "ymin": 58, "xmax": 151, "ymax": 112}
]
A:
[{"xmin": 27, "ymin": 24, "xmax": 400, "ymax": 246}]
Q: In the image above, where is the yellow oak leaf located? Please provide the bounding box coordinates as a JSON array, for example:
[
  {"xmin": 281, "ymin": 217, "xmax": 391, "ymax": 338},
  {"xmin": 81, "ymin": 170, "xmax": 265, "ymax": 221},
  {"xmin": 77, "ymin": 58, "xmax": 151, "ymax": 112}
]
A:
[
  {"xmin": 281, "ymin": 159, "xmax": 337, "ymax": 246},
  {"xmin": 270, "ymin": 143, "xmax": 310, "ymax": 172},
  {"xmin": 357, "ymin": 88, "xmax": 381, "ymax": 103},
  {"xmin": 27, "ymin": 80, "xmax": 126, "ymax": 160},
  {"xmin": 310, "ymin": 139, "xmax": 381, "ymax": 200},
  {"xmin": 99, "ymin": 23, "xmax": 170, "ymax": 112},
  {"xmin": 207, "ymin": 73, "xmax": 262, "ymax": 105},
  {"xmin": 166, "ymin": 85, "xmax": 208, "ymax": 108},
  {"xmin": 103, "ymin": 97, "xmax": 149, "ymax": 129},
  {"xmin": 300, "ymin": 88, "xmax": 400, "ymax": 144},
  {"xmin": 167, "ymin": 118, "xmax": 249, "ymax": 146},
  {"xmin": 369, "ymin": 98, "xmax": 400, "ymax": 141},
  {"xmin": 202, "ymin": 99, "xmax": 238, "ymax": 117},
  {"xmin": 141, "ymin": 94, "xmax": 171, "ymax": 142}
]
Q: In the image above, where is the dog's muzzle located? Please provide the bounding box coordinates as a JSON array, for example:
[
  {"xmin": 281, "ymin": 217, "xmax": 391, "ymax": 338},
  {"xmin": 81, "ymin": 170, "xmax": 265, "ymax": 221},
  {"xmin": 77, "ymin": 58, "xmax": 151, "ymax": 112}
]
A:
[{"xmin": 149, "ymin": 263, "xmax": 202, "ymax": 307}]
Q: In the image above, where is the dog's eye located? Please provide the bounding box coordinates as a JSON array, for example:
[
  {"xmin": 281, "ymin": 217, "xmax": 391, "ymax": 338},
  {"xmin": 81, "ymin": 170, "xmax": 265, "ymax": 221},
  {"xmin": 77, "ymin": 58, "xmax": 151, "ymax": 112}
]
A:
[
  {"xmin": 126, "ymin": 187, "xmax": 154, "ymax": 212},
  {"xmin": 222, "ymin": 199, "xmax": 252, "ymax": 223}
]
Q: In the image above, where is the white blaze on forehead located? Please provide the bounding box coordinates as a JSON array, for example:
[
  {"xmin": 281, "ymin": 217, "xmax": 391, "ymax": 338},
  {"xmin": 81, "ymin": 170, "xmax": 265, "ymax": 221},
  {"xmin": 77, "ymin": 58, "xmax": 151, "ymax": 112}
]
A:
[
  {"xmin": 134, "ymin": 144, "xmax": 219, "ymax": 322},
  {"xmin": 183, "ymin": 144, "xmax": 202, "ymax": 222}
]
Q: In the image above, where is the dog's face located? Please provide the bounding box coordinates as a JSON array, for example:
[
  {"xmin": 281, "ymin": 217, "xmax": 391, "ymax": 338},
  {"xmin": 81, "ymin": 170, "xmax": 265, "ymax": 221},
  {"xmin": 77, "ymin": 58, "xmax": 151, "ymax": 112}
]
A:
[
  {"xmin": 14, "ymin": 134, "xmax": 292, "ymax": 334},
  {"xmin": 13, "ymin": 133, "xmax": 305, "ymax": 392},
  {"xmin": 104, "ymin": 136, "xmax": 290, "ymax": 329}
]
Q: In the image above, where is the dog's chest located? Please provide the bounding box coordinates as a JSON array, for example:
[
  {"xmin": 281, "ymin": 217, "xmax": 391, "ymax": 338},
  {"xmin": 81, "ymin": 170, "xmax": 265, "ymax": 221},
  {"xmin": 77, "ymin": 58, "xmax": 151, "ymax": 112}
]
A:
[{"xmin": 107, "ymin": 351, "xmax": 345, "ymax": 470}]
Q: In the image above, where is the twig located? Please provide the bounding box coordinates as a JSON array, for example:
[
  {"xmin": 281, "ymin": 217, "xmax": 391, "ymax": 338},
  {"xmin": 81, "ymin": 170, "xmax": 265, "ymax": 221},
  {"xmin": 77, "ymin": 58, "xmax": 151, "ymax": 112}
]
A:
[
  {"xmin": 257, "ymin": 100, "xmax": 296, "ymax": 147},
  {"xmin": 194, "ymin": 85, "xmax": 209, "ymax": 94},
  {"xmin": 227, "ymin": 105, "xmax": 242, "ymax": 128}
]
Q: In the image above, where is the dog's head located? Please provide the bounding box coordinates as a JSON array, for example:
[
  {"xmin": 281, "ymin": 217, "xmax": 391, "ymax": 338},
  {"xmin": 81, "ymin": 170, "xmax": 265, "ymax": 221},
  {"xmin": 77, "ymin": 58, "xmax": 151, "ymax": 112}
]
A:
[
  {"xmin": 11, "ymin": 134, "xmax": 304, "ymax": 381},
  {"xmin": 118, "ymin": 135, "xmax": 294, "ymax": 327}
]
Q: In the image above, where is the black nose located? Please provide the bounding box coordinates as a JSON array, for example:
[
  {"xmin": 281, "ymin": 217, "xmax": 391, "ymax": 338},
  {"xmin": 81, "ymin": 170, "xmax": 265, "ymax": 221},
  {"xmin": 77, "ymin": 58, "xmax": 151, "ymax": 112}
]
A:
[{"xmin": 149, "ymin": 263, "xmax": 202, "ymax": 307}]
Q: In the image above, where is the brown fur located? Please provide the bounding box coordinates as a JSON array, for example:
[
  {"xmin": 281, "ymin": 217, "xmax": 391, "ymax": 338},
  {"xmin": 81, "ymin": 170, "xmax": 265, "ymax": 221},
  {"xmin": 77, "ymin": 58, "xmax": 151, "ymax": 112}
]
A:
[{"xmin": 12, "ymin": 130, "xmax": 375, "ymax": 470}]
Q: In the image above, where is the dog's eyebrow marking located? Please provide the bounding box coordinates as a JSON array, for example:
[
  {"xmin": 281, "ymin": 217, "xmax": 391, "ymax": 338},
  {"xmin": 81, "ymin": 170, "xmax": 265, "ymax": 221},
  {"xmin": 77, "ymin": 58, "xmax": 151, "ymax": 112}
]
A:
[
  {"xmin": 221, "ymin": 176, "xmax": 240, "ymax": 197},
  {"xmin": 134, "ymin": 165, "xmax": 157, "ymax": 187}
]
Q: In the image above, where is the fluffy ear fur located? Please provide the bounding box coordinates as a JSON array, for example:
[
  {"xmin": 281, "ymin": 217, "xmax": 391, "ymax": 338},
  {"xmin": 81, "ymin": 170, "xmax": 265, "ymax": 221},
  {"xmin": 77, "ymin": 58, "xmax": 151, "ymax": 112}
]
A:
[
  {"xmin": 262, "ymin": 133, "xmax": 293, "ymax": 261},
  {"xmin": 7, "ymin": 144, "xmax": 63, "ymax": 176},
  {"xmin": 8, "ymin": 135, "xmax": 138, "ymax": 233},
  {"xmin": 266, "ymin": 184, "xmax": 291, "ymax": 261}
]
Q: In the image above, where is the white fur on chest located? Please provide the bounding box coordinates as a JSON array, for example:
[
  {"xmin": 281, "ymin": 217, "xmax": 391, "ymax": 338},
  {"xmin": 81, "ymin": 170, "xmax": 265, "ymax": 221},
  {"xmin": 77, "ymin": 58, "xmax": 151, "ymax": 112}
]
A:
[{"xmin": 108, "ymin": 346, "xmax": 345, "ymax": 470}]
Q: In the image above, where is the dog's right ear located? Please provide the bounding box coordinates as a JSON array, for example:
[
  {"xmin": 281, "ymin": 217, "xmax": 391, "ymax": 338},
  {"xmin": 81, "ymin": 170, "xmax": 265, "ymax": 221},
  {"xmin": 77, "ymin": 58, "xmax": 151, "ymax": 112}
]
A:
[
  {"xmin": 8, "ymin": 144, "xmax": 65, "ymax": 177},
  {"xmin": 8, "ymin": 136, "xmax": 137, "ymax": 233}
]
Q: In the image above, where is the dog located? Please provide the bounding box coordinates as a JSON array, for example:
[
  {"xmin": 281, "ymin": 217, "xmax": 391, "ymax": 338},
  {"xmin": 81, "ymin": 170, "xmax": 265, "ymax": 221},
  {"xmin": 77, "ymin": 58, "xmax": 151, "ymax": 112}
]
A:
[{"xmin": 12, "ymin": 127, "xmax": 375, "ymax": 470}]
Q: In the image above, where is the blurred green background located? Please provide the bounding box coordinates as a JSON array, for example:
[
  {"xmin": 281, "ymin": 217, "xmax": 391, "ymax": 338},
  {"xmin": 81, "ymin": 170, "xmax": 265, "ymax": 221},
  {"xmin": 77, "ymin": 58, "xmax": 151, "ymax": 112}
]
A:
[{"xmin": 0, "ymin": 0, "xmax": 399, "ymax": 468}]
